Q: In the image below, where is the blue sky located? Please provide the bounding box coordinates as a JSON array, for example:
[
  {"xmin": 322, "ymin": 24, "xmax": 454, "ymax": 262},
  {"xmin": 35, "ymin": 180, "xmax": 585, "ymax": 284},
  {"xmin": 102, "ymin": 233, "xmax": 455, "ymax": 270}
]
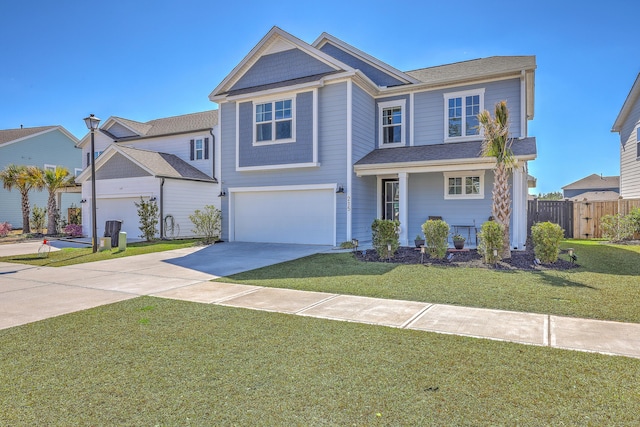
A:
[{"xmin": 1, "ymin": 0, "xmax": 637, "ymax": 194}]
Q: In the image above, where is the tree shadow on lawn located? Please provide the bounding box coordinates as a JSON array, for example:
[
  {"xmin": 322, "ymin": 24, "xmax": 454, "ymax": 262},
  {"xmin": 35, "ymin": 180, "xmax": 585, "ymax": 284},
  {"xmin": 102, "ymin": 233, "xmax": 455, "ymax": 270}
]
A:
[
  {"xmin": 535, "ymin": 270, "xmax": 597, "ymax": 289},
  {"xmin": 561, "ymin": 241, "xmax": 640, "ymax": 276}
]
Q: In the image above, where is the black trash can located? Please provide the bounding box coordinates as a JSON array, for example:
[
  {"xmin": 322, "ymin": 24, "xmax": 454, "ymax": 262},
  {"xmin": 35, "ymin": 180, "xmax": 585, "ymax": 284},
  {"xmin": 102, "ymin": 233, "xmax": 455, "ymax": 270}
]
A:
[{"xmin": 104, "ymin": 220, "xmax": 123, "ymax": 247}]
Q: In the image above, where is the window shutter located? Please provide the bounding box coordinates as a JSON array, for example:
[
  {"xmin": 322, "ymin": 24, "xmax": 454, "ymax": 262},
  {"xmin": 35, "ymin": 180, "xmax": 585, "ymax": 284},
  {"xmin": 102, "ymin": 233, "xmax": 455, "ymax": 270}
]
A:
[
  {"xmin": 86, "ymin": 152, "xmax": 90, "ymax": 167},
  {"xmin": 190, "ymin": 139, "xmax": 195, "ymax": 161},
  {"xmin": 204, "ymin": 137, "xmax": 209, "ymax": 160}
]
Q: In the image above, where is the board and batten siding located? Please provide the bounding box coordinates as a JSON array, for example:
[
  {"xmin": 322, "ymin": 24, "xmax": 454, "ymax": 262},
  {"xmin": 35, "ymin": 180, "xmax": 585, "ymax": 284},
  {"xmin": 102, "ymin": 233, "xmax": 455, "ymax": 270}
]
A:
[
  {"xmin": 0, "ymin": 128, "xmax": 81, "ymax": 228},
  {"xmin": 230, "ymin": 49, "xmax": 335, "ymax": 92},
  {"xmin": 351, "ymin": 83, "xmax": 378, "ymax": 242},
  {"xmin": 412, "ymin": 78, "xmax": 522, "ymax": 146},
  {"xmin": 162, "ymin": 179, "xmax": 218, "ymax": 238},
  {"xmin": 619, "ymin": 94, "xmax": 640, "ymax": 198}
]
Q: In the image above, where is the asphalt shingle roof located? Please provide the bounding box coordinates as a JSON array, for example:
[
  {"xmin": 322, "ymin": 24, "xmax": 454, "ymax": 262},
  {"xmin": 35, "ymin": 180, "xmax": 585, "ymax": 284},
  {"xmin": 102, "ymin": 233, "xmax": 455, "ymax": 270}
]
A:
[
  {"xmin": 562, "ymin": 174, "xmax": 620, "ymax": 190},
  {"xmin": 0, "ymin": 126, "xmax": 57, "ymax": 145},
  {"xmin": 109, "ymin": 110, "xmax": 218, "ymax": 140},
  {"xmin": 116, "ymin": 146, "xmax": 216, "ymax": 182},
  {"xmin": 406, "ymin": 56, "xmax": 536, "ymax": 84},
  {"xmin": 354, "ymin": 138, "xmax": 537, "ymax": 166}
]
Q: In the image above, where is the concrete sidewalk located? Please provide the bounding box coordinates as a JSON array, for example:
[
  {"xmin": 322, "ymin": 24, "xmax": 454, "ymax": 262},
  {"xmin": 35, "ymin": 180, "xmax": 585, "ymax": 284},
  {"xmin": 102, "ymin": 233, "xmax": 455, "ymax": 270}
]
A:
[{"xmin": 1, "ymin": 243, "xmax": 639, "ymax": 359}]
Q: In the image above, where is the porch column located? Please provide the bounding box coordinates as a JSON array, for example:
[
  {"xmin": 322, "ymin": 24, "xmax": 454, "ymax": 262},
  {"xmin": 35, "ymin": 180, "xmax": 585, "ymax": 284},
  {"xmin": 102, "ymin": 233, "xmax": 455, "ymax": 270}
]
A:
[
  {"xmin": 512, "ymin": 165, "xmax": 525, "ymax": 250},
  {"xmin": 399, "ymin": 172, "xmax": 409, "ymax": 246}
]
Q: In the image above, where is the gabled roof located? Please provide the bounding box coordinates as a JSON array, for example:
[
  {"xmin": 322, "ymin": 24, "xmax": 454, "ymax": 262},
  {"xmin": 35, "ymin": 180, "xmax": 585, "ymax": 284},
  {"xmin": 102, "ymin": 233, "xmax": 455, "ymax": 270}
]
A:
[
  {"xmin": 354, "ymin": 138, "xmax": 536, "ymax": 173},
  {"xmin": 0, "ymin": 125, "xmax": 79, "ymax": 147},
  {"xmin": 77, "ymin": 144, "xmax": 216, "ymax": 183},
  {"xmin": 612, "ymin": 73, "xmax": 640, "ymax": 132},
  {"xmin": 406, "ymin": 56, "xmax": 536, "ymax": 84},
  {"xmin": 569, "ymin": 191, "xmax": 620, "ymax": 201},
  {"xmin": 562, "ymin": 174, "xmax": 620, "ymax": 190},
  {"xmin": 78, "ymin": 110, "xmax": 218, "ymax": 147}
]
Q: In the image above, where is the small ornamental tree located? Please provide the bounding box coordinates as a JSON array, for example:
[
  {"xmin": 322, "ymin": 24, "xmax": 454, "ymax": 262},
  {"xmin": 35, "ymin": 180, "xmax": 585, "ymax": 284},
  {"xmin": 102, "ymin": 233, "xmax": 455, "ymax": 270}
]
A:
[
  {"xmin": 477, "ymin": 220, "xmax": 504, "ymax": 264},
  {"xmin": 421, "ymin": 219, "xmax": 449, "ymax": 259},
  {"xmin": 189, "ymin": 205, "xmax": 222, "ymax": 244},
  {"xmin": 0, "ymin": 222, "xmax": 12, "ymax": 237},
  {"xmin": 371, "ymin": 219, "xmax": 400, "ymax": 259},
  {"xmin": 531, "ymin": 221, "xmax": 564, "ymax": 263},
  {"xmin": 30, "ymin": 205, "xmax": 46, "ymax": 235},
  {"xmin": 134, "ymin": 197, "xmax": 159, "ymax": 241}
]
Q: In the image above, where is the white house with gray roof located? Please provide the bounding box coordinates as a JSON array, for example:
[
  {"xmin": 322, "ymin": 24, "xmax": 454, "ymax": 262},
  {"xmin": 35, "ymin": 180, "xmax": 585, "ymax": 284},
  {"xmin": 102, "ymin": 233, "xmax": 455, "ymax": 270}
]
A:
[
  {"xmin": 76, "ymin": 110, "xmax": 219, "ymax": 240},
  {"xmin": 612, "ymin": 73, "xmax": 640, "ymax": 199},
  {"xmin": 0, "ymin": 125, "xmax": 81, "ymax": 229},
  {"xmin": 209, "ymin": 26, "xmax": 537, "ymax": 248}
]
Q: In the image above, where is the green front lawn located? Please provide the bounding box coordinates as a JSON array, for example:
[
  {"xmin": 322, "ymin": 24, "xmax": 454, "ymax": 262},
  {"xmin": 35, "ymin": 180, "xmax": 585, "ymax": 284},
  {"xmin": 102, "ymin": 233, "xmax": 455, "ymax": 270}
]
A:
[
  {"xmin": 0, "ymin": 239, "xmax": 201, "ymax": 267},
  {"xmin": 219, "ymin": 240, "xmax": 640, "ymax": 323},
  {"xmin": 1, "ymin": 297, "xmax": 638, "ymax": 425}
]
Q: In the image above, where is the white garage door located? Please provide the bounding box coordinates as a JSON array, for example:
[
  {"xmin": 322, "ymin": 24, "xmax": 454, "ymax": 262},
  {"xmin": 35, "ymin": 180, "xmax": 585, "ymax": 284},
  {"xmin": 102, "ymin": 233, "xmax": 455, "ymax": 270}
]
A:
[
  {"xmin": 96, "ymin": 198, "xmax": 141, "ymax": 241},
  {"xmin": 233, "ymin": 189, "xmax": 335, "ymax": 245}
]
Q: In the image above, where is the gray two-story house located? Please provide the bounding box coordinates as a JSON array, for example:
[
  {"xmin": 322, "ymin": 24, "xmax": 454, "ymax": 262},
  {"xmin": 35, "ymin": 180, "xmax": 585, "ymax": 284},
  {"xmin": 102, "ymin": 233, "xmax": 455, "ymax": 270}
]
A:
[{"xmin": 209, "ymin": 27, "xmax": 537, "ymax": 248}]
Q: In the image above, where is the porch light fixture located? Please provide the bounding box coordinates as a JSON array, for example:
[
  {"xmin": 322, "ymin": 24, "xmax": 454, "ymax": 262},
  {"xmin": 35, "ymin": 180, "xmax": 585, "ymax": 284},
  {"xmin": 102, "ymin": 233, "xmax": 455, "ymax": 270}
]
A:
[
  {"xmin": 218, "ymin": 190, "xmax": 227, "ymax": 197},
  {"xmin": 83, "ymin": 114, "xmax": 101, "ymax": 253},
  {"xmin": 336, "ymin": 185, "xmax": 344, "ymax": 194},
  {"xmin": 149, "ymin": 196, "xmax": 157, "ymax": 202},
  {"xmin": 80, "ymin": 199, "xmax": 87, "ymax": 204}
]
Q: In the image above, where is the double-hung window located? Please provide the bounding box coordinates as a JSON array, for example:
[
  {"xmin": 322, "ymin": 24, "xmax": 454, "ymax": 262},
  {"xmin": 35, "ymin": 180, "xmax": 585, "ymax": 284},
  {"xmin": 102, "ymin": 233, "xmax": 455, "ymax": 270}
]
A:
[
  {"xmin": 443, "ymin": 171, "xmax": 485, "ymax": 199},
  {"xmin": 378, "ymin": 99, "xmax": 406, "ymax": 147},
  {"xmin": 194, "ymin": 138, "xmax": 204, "ymax": 160},
  {"xmin": 444, "ymin": 89, "xmax": 484, "ymax": 140},
  {"xmin": 255, "ymin": 99, "xmax": 294, "ymax": 144}
]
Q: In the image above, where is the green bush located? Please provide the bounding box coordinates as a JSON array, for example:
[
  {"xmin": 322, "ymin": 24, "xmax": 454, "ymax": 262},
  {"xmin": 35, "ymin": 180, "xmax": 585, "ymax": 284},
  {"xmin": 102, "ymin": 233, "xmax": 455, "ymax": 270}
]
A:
[
  {"xmin": 478, "ymin": 221, "xmax": 504, "ymax": 264},
  {"xmin": 628, "ymin": 207, "xmax": 640, "ymax": 235},
  {"xmin": 134, "ymin": 197, "xmax": 159, "ymax": 242},
  {"xmin": 531, "ymin": 221, "xmax": 564, "ymax": 263},
  {"xmin": 189, "ymin": 205, "xmax": 222, "ymax": 244},
  {"xmin": 600, "ymin": 214, "xmax": 635, "ymax": 242},
  {"xmin": 371, "ymin": 219, "xmax": 400, "ymax": 259},
  {"xmin": 421, "ymin": 219, "xmax": 449, "ymax": 259},
  {"xmin": 31, "ymin": 205, "xmax": 46, "ymax": 234}
]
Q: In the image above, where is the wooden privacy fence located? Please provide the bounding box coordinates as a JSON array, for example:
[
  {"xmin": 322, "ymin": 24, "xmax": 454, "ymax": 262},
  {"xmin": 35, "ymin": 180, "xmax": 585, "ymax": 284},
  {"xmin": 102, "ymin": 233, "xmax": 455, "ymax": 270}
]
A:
[
  {"xmin": 573, "ymin": 198, "xmax": 640, "ymax": 239},
  {"xmin": 528, "ymin": 199, "xmax": 574, "ymax": 238}
]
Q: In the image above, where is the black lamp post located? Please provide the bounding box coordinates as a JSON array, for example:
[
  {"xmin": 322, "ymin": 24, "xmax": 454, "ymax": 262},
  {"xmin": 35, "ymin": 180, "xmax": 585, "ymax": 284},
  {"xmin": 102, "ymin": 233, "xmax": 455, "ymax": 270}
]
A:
[{"xmin": 83, "ymin": 114, "xmax": 101, "ymax": 253}]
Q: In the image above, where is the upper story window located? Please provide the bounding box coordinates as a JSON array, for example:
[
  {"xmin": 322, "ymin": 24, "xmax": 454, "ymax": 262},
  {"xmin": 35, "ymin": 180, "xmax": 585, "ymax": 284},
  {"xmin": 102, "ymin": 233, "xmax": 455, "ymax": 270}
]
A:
[
  {"xmin": 195, "ymin": 138, "xmax": 204, "ymax": 160},
  {"xmin": 254, "ymin": 98, "xmax": 294, "ymax": 144},
  {"xmin": 44, "ymin": 164, "xmax": 56, "ymax": 172},
  {"xmin": 190, "ymin": 137, "xmax": 209, "ymax": 161},
  {"xmin": 443, "ymin": 171, "xmax": 485, "ymax": 199},
  {"xmin": 378, "ymin": 99, "xmax": 406, "ymax": 147},
  {"xmin": 444, "ymin": 89, "xmax": 485, "ymax": 141}
]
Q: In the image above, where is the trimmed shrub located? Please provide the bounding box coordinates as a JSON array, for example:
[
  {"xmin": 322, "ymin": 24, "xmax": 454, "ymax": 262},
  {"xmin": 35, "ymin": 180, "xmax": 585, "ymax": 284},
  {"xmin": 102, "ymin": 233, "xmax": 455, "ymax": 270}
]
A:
[
  {"xmin": 531, "ymin": 221, "xmax": 564, "ymax": 263},
  {"xmin": 421, "ymin": 219, "xmax": 449, "ymax": 259},
  {"xmin": 134, "ymin": 197, "xmax": 159, "ymax": 242},
  {"xmin": 0, "ymin": 222, "xmax": 12, "ymax": 237},
  {"xmin": 189, "ymin": 205, "xmax": 222, "ymax": 244},
  {"xmin": 371, "ymin": 219, "xmax": 400, "ymax": 259},
  {"xmin": 600, "ymin": 214, "xmax": 635, "ymax": 242},
  {"xmin": 62, "ymin": 223, "xmax": 83, "ymax": 237},
  {"xmin": 628, "ymin": 207, "xmax": 640, "ymax": 236},
  {"xmin": 478, "ymin": 221, "xmax": 504, "ymax": 264}
]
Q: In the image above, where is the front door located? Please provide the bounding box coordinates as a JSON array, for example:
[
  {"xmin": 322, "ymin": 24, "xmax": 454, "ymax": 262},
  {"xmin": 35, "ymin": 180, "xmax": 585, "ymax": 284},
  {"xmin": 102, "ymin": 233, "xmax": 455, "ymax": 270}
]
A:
[{"xmin": 382, "ymin": 179, "xmax": 399, "ymax": 221}]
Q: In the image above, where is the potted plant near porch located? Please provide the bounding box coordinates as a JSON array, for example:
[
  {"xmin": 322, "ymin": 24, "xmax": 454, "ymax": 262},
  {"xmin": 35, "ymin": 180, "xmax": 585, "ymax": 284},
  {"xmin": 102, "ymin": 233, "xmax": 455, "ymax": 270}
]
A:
[
  {"xmin": 414, "ymin": 234, "xmax": 425, "ymax": 248},
  {"xmin": 453, "ymin": 234, "xmax": 466, "ymax": 250}
]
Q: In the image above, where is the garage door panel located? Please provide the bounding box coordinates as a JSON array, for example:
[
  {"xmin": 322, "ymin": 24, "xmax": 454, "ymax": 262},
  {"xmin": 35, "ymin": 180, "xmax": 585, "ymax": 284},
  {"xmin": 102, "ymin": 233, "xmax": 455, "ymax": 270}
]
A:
[
  {"xmin": 234, "ymin": 189, "xmax": 334, "ymax": 245},
  {"xmin": 96, "ymin": 198, "xmax": 140, "ymax": 240}
]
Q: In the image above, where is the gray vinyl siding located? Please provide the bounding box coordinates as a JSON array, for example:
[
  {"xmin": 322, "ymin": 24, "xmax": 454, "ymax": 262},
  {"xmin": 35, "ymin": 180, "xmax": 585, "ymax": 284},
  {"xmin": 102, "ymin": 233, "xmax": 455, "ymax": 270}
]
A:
[
  {"xmin": 106, "ymin": 122, "xmax": 138, "ymax": 138},
  {"xmin": 319, "ymin": 42, "xmax": 405, "ymax": 87},
  {"xmin": 0, "ymin": 128, "xmax": 81, "ymax": 229},
  {"xmin": 351, "ymin": 84, "xmax": 377, "ymax": 242},
  {"xmin": 219, "ymin": 82, "xmax": 349, "ymax": 243},
  {"xmin": 96, "ymin": 153, "xmax": 151, "ymax": 180},
  {"xmin": 619, "ymin": 95, "xmax": 640, "ymax": 198},
  {"xmin": 407, "ymin": 172, "xmax": 494, "ymax": 243},
  {"xmin": 375, "ymin": 94, "xmax": 410, "ymax": 148},
  {"xmin": 413, "ymin": 78, "xmax": 522, "ymax": 145},
  {"xmin": 238, "ymin": 91, "xmax": 314, "ymax": 167},
  {"xmin": 230, "ymin": 49, "xmax": 335, "ymax": 91}
]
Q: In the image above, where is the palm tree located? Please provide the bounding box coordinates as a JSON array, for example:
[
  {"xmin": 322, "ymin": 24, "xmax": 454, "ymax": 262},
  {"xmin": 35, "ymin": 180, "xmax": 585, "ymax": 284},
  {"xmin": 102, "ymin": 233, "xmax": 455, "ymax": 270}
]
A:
[
  {"xmin": 34, "ymin": 166, "xmax": 74, "ymax": 235},
  {"xmin": 0, "ymin": 164, "xmax": 43, "ymax": 234},
  {"xmin": 478, "ymin": 100, "xmax": 515, "ymax": 259}
]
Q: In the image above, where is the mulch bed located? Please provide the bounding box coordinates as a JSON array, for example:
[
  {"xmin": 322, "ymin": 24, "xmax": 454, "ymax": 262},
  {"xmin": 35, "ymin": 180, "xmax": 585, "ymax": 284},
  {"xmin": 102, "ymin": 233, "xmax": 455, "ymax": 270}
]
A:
[{"xmin": 355, "ymin": 245, "xmax": 579, "ymax": 271}]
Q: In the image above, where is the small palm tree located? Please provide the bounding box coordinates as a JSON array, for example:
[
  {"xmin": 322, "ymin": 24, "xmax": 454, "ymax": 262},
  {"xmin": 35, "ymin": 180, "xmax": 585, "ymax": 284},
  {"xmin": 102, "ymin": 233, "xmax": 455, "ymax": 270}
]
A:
[
  {"xmin": 34, "ymin": 167, "xmax": 74, "ymax": 235},
  {"xmin": 0, "ymin": 164, "xmax": 43, "ymax": 234},
  {"xmin": 478, "ymin": 100, "xmax": 515, "ymax": 259}
]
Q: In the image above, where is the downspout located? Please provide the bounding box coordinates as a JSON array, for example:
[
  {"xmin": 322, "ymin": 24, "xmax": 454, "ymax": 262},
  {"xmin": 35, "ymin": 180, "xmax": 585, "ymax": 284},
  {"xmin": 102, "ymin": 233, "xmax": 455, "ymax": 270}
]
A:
[{"xmin": 159, "ymin": 178, "xmax": 165, "ymax": 239}]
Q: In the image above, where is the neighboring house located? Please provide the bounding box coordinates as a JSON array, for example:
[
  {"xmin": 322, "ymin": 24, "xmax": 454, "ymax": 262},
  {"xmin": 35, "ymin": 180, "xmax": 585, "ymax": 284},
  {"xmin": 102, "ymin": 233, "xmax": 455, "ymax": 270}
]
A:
[
  {"xmin": 562, "ymin": 174, "xmax": 620, "ymax": 200},
  {"xmin": 0, "ymin": 125, "xmax": 81, "ymax": 229},
  {"xmin": 75, "ymin": 110, "xmax": 219, "ymax": 240},
  {"xmin": 612, "ymin": 73, "xmax": 640, "ymax": 199},
  {"xmin": 209, "ymin": 27, "xmax": 537, "ymax": 248}
]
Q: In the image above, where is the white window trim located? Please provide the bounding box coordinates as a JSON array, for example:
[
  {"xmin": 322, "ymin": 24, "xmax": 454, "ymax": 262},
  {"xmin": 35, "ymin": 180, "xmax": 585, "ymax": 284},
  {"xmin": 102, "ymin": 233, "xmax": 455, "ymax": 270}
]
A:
[
  {"xmin": 74, "ymin": 168, "xmax": 83, "ymax": 177},
  {"xmin": 194, "ymin": 137, "xmax": 205, "ymax": 160},
  {"xmin": 253, "ymin": 97, "xmax": 296, "ymax": 146},
  {"xmin": 443, "ymin": 170, "xmax": 485, "ymax": 199},
  {"xmin": 443, "ymin": 88, "xmax": 485, "ymax": 142},
  {"xmin": 378, "ymin": 99, "xmax": 406, "ymax": 148},
  {"xmin": 44, "ymin": 164, "xmax": 56, "ymax": 171}
]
